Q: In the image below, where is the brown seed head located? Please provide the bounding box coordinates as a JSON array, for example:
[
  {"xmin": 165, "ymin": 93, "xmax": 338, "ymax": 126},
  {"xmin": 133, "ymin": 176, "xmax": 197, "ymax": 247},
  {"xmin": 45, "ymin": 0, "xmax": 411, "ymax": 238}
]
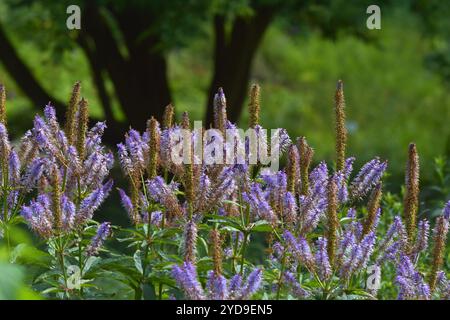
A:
[
  {"xmin": 326, "ymin": 176, "xmax": 339, "ymax": 266},
  {"xmin": 181, "ymin": 111, "xmax": 190, "ymax": 130},
  {"xmin": 249, "ymin": 84, "xmax": 260, "ymax": 128},
  {"xmin": 52, "ymin": 166, "xmax": 62, "ymax": 232},
  {"xmin": 404, "ymin": 143, "xmax": 420, "ymax": 247},
  {"xmin": 0, "ymin": 84, "xmax": 7, "ymax": 126},
  {"xmin": 335, "ymin": 80, "xmax": 347, "ymax": 171},
  {"xmin": 183, "ymin": 220, "xmax": 198, "ymax": 264},
  {"xmin": 163, "ymin": 103, "xmax": 175, "ymax": 129},
  {"xmin": 76, "ymin": 98, "xmax": 89, "ymax": 160},
  {"xmin": 65, "ymin": 81, "xmax": 81, "ymax": 145},
  {"xmin": 297, "ymin": 136, "xmax": 314, "ymax": 195},
  {"xmin": 213, "ymin": 88, "xmax": 227, "ymax": 134},
  {"xmin": 286, "ymin": 144, "xmax": 299, "ymax": 194},
  {"xmin": 147, "ymin": 117, "xmax": 160, "ymax": 179},
  {"xmin": 362, "ymin": 183, "xmax": 382, "ymax": 237},
  {"xmin": 210, "ymin": 229, "xmax": 223, "ymax": 275},
  {"xmin": 429, "ymin": 216, "xmax": 449, "ymax": 292}
]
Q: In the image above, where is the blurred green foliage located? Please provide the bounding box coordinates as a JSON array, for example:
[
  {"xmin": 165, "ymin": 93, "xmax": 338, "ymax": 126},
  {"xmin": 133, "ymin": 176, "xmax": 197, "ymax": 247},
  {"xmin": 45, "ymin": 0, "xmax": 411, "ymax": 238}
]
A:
[
  {"xmin": 0, "ymin": 2, "xmax": 448, "ymax": 188},
  {"xmin": 172, "ymin": 9, "xmax": 450, "ymax": 187},
  {"xmin": 0, "ymin": 228, "xmax": 41, "ymax": 299}
]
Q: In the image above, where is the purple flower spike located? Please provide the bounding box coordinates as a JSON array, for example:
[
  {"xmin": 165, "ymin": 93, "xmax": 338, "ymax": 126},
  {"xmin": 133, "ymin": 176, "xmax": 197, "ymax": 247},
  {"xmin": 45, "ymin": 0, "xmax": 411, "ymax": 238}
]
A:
[
  {"xmin": 86, "ymin": 222, "xmax": 112, "ymax": 256},
  {"xmin": 315, "ymin": 237, "xmax": 331, "ymax": 281},
  {"xmin": 283, "ymin": 272, "xmax": 310, "ymax": 299},
  {"xmin": 443, "ymin": 201, "xmax": 450, "ymax": 220},
  {"xmin": 207, "ymin": 271, "xmax": 228, "ymax": 300},
  {"xmin": 239, "ymin": 269, "xmax": 262, "ymax": 299},
  {"xmin": 350, "ymin": 158, "xmax": 387, "ymax": 199}
]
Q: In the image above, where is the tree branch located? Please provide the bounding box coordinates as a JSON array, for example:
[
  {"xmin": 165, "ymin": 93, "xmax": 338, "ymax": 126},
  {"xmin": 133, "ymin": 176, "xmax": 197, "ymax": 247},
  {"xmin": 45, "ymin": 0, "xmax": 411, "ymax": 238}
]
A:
[
  {"xmin": 0, "ymin": 22, "xmax": 65, "ymax": 116},
  {"xmin": 205, "ymin": 4, "xmax": 278, "ymax": 125}
]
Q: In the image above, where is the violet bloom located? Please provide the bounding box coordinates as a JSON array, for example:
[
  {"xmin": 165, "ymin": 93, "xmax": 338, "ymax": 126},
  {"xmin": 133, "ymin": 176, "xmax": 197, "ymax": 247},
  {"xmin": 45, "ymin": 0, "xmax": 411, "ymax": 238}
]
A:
[
  {"xmin": 350, "ymin": 158, "xmax": 387, "ymax": 199},
  {"xmin": 297, "ymin": 162, "xmax": 329, "ymax": 233},
  {"xmin": 443, "ymin": 201, "xmax": 450, "ymax": 220},
  {"xmin": 202, "ymin": 167, "xmax": 237, "ymax": 212},
  {"xmin": 334, "ymin": 171, "xmax": 348, "ymax": 204},
  {"xmin": 86, "ymin": 222, "xmax": 112, "ymax": 256},
  {"xmin": 239, "ymin": 269, "xmax": 263, "ymax": 300},
  {"xmin": 377, "ymin": 216, "xmax": 405, "ymax": 257},
  {"xmin": 412, "ymin": 219, "xmax": 430, "ymax": 257},
  {"xmin": 0, "ymin": 123, "xmax": 38, "ymax": 222},
  {"xmin": 283, "ymin": 192, "xmax": 298, "ymax": 225},
  {"xmin": 172, "ymin": 262, "xmax": 205, "ymax": 300},
  {"xmin": 147, "ymin": 176, "xmax": 183, "ymax": 219},
  {"xmin": 206, "ymin": 271, "xmax": 228, "ymax": 300},
  {"xmin": 343, "ymin": 157, "xmax": 356, "ymax": 180},
  {"xmin": 283, "ymin": 230, "xmax": 314, "ymax": 268},
  {"xmin": 355, "ymin": 232, "xmax": 376, "ymax": 269},
  {"xmin": 283, "ymin": 272, "xmax": 310, "ymax": 299},
  {"xmin": 21, "ymin": 105, "xmax": 114, "ymax": 236},
  {"xmin": 395, "ymin": 254, "xmax": 430, "ymax": 300},
  {"xmin": 172, "ymin": 263, "xmax": 262, "ymax": 300},
  {"xmin": 242, "ymin": 182, "xmax": 277, "ymax": 224},
  {"xmin": 118, "ymin": 188, "xmax": 134, "ymax": 220},
  {"xmin": 315, "ymin": 237, "xmax": 331, "ymax": 281},
  {"xmin": 76, "ymin": 180, "xmax": 113, "ymax": 225}
]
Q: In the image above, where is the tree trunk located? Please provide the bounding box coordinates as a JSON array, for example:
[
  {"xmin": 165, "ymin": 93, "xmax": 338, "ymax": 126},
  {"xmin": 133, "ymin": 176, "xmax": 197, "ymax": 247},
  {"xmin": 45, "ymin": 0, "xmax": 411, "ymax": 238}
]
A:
[
  {"xmin": 82, "ymin": 5, "xmax": 172, "ymax": 133},
  {"xmin": 205, "ymin": 6, "xmax": 277, "ymax": 127}
]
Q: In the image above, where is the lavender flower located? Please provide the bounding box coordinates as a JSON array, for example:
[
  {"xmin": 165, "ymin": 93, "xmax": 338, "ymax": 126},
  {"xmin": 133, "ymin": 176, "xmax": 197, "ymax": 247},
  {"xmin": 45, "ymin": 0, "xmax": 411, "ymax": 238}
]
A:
[
  {"xmin": 315, "ymin": 237, "xmax": 331, "ymax": 281},
  {"xmin": 172, "ymin": 263, "xmax": 261, "ymax": 300},
  {"xmin": 283, "ymin": 272, "xmax": 310, "ymax": 299},
  {"xmin": 172, "ymin": 262, "xmax": 205, "ymax": 300},
  {"xmin": 147, "ymin": 176, "xmax": 183, "ymax": 220},
  {"xmin": 395, "ymin": 254, "xmax": 430, "ymax": 300},
  {"xmin": 283, "ymin": 230, "xmax": 314, "ymax": 269},
  {"xmin": 86, "ymin": 222, "xmax": 112, "ymax": 256},
  {"xmin": 443, "ymin": 201, "xmax": 450, "ymax": 220},
  {"xmin": 206, "ymin": 271, "xmax": 228, "ymax": 300},
  {"xmin": 243, "ymin": 182, "xmax": 277, "ymax": 224},
  {"xmin": 350, "ymin": 158, "xmax": 387, "ymax": 199},
  {"xmin": 21, "ymin": 103, "xmax": 114, "ymax": 237},
  {"xmin": 412, "ymin": 219, "xmax": 430, "ymax": 257},
  {"xmin": 118, "ymin": 188, "xmax": 134, "ymax": 220},
  {"xmin": 239, "ymin": 269, "xmax": 263, "ymax": 299}
]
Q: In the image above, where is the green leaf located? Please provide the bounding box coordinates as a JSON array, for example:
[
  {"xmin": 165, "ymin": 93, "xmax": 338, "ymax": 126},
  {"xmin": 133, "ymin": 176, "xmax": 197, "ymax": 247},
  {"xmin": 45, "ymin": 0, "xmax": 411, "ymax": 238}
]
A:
[{"xmin": 133, "ymin": 250, "xmax": 143, "ymax": 274}]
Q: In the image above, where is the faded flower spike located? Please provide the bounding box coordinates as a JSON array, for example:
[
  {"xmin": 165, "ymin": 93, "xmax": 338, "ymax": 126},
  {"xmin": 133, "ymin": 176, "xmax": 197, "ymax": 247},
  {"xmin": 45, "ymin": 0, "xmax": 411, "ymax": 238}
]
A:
[
  {"xmin": 297, "ymin": 136, "xmax": 314, "ymax": 195},
  {"xmin": 163, "ymin": 103, "xmax": 175, "ymax": 129},
  {"xmin": 286, "ymin": 144, "xmax": 299, "ymax": 194},
  {"xmin": 210, "ymin": 229, "xmax": 223, "ymax": 275},
  {"xmin": 65, "ymin": 81, "xmax": 81, "ymax": 146},
  {"xmin": 249, "ymin": 84, "xmax": 260, "ymax": 128},
  {"xmin": 326, "ymin": 175, "xmax": 339, "ymax": 266},
  {"xmin": 0, "ymin": 84, "xmax": 6, "ymax": 125},
  {"xmin": 404, "ymin": 143, "xmax": 419, "ymax": 247},
  {"xmin": 362, "ymin": 183, "xmax": 382, "ymax": 237},
  {"xmin": 334, "ymin": 80, "xmax": 347, "ymax": 171},
  {"xmin": 147, "ymin": 117, "xmax": 160, "ymax": 179},
  {"xmin": 429, "ymin": 213, "xmax": 450, "ymax": 292},
  {"xmin": 77, "ymin": 98, "xmax": 89, "ymax": 161},
  {"xmin": 213, "ymin": 87, "xmax": 227, "ymax": 134},
  {"xmin": 183, "ymin": 219, "xmax": 198, "ymax": 264}
]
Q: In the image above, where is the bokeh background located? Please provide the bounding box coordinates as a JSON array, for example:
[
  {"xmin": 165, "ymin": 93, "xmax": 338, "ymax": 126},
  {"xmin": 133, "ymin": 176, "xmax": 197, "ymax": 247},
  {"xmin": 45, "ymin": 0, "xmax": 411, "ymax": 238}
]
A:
[{"xmin": 0, "ymin": 0, "xmax": 449, "ymax": 225}]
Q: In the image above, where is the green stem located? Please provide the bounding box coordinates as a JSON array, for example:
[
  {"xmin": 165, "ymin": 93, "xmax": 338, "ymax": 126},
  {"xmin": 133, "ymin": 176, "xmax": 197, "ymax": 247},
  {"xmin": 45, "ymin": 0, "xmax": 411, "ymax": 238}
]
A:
[
  {"xmin": 57, "ymin": 237, "xmax": 69, "ymax": 298},
  {"xmin": 158, "ymin": 283, "xmax": 163, "ymax": 300},
  {"xmin": 239, "ymin": 232, "xmax": 248, "ymax": 276},
  {"xmin": 231, "ymin": 232, "xmax": 239, "ymax": 273},
  {"xmin": 78, "ymin": 232, "xmax": 84, "ymax": 297},
  {"xmin": 276, "ymin": 252, "xmax": 287, "ymax": 300}
]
